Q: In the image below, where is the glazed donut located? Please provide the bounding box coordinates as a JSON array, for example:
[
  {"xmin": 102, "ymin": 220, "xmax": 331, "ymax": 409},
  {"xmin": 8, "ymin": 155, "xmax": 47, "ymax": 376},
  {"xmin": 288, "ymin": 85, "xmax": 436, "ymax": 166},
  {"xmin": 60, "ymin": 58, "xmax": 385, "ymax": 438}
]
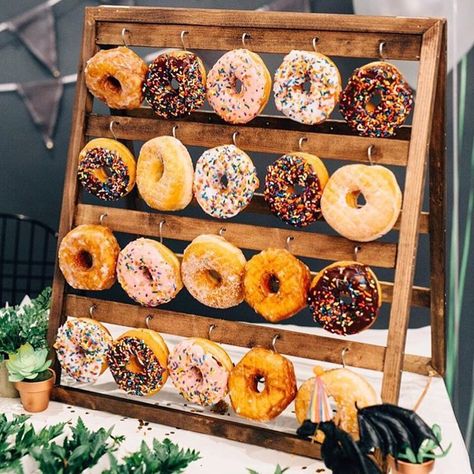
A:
[
  {"xmin": 194, "ymin": 145, "xmax": 259, "ymax": 219},
  {"xmin": 78, "ymin": 138, "xmax": 136, "ymax": 201},
  {"xmin": 107, "ymin": 329, "xmax": 169, "ymax": 396},
  {"xmin": 229, "ymin": 347, "xmax": 297, "ymax": 421},
  {"xmin": 137, "ymin": 136, "xmax": 194, "ymax": 211},
  {"xmin": 295, "ymin": 366, "xmax": 379, "ymax": 441},
  {"xmin": 308, "ymin": 261, "xmax": 382, "ymax": 336},
  {"xmin": 58, "ymin": 224, "xmax": 120, "ymax": 290},
  {"xmin": 143, "ymin": 50, "xmax": 206, "ymax": 119},
  {"xmin": 264, "ymin": 152, "xmax": 329, "ymax": 227},
  {"xmin": 181, "ymin": 235, "xmax": 246, "ymax": 309},
  {"xmin": 117, "ymin": 238, "xmax": 182, "ymax": 307},
  {"xmin": 168, "ymin": 337, "xmax": 233, "ymax": 406},
  {"xmin": 320, "ymin": 164, "xmax": 402, "ymax": 242},
  {"xmin": 207, "ymin": 49, "xmax": 271, "ymax": 124},
  {"xmin": 339, "ymin": 61, "xmax": 413, "ymax": 137},
  {"xmin": 85, "ymin": 46, "xmax": 147, "ymax": 109},
  {"xmin": 273, "ymin": 50, "xmax": 341, "ymax": 125},
  {"xmin": 54, "ymin": 318, "xmax": 112, "ymax": 383},
  {"xmin": 244, "ymin": 248, "xmax": 310, "ymax": 322}
]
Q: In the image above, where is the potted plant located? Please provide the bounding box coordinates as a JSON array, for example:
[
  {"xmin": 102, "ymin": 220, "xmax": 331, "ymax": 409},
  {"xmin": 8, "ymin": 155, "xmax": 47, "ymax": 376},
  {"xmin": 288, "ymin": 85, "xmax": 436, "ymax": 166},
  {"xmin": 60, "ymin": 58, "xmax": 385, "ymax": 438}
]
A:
[{"xmin": 6, "ymin": 343, "xmax": 55, "ymax": 412}]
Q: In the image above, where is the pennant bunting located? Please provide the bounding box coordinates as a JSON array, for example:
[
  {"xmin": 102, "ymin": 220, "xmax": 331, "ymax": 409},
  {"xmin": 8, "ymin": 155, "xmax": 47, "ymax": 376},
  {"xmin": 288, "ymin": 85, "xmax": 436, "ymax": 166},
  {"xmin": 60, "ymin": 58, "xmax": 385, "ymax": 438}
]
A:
[{"xmin": 307, "ymin": 376, "xmax": 333, "ymax": 424}]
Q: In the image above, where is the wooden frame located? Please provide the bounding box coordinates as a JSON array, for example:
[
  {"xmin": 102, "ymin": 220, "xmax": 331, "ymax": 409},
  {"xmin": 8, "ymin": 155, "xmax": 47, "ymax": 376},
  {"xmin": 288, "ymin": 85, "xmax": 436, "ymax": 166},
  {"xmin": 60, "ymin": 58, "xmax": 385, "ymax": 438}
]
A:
[{"xmin": 47, "ymin": 6, "xmax": 446, "ymax": 460}]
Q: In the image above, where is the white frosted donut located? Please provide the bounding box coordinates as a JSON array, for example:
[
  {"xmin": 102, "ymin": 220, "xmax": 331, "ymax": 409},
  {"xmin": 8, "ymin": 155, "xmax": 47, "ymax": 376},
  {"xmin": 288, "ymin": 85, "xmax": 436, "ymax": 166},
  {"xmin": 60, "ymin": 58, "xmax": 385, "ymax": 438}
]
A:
[
  {"xmin": 193, "ymin": 144, "xmax": 259, "ymax": 219},
  {"xmin": 206, "ymin": 49, "xmax": 271, "ymax": 124},
  {"xmin": 273, "ymin": 50, "xmax": 341, "ymax": 125}
]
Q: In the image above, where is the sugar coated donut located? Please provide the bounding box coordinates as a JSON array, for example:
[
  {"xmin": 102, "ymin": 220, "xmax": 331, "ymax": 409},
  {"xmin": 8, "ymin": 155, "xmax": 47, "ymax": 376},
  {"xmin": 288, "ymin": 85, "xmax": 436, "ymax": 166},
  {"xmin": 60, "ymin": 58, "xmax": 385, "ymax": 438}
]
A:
[
  {"xmin": 85, "ymin": 46, "xmax": 147, "ymax": 109},
  {"xmin": 78, "ymin": 138, "xmax": 136, "ymax": 201},
  {"xmin": 194, "ymin": 145, "xmax": 259, "ymax": 219},
  {"xmin": 340, "ymin": 61, "xmax": 413, "ymax": 137},
  {"xmin": 137, "ymin": 136, "xmax": 194, "ymax": 211},
  {"xmin": 144, "ymin": 50, "xmax": 206, "ymax": 119},
  {"xmin": 274, "ymin": 50, "xmax": 341, "ymax": 125},
  {"xmin": 182, "ymin": 235, "xmax": 246, "ymax": 309},
  {"xmin": 321, "ymin": 164, "xmax": 402, "ymax": 242},
  {"xmin": 107, "ymin": 329, "xmax": 169, "ymax": 396},
  {"xmin": 207, "ymin": 49, "xmax": 271, "ymax": 124},
  {"xmin": 244, "ymin": 248, "xmax": 310, "ymax": 322},
  {"xmin": 117, "ymin": 238, "xmax": 182, "ymax": 307},
  {"xmin": 229, "ymin": 347, "xmax": 297, "ymax": 421},
  {"xmin": 59, "ymin": 224, "xmax": 120, "ymax": 290},
  {"xmin": 54, "ymin": 318, "xmax": 112, "ymax": 383},
  {"xmin": 168, "ymin": 337, "xmax": 233, "ymax": 406},
  {"xmin": 264, "ymin": 152, "xmax": 329, "ymax": 227},
  {"xmin": 295, "ymin": 366, "xmax": 379, "ymax": 441},
  {"xmin": 308, "ymin": 261, "xmax": 382, "ymax": 336}
]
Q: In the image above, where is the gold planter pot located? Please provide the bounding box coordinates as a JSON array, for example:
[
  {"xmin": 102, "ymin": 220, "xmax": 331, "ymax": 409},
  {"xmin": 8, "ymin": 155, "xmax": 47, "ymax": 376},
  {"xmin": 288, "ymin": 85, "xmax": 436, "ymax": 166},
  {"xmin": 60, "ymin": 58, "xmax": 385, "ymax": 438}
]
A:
[
  {"xmin": 0, "ymin": 360, "xmax": 19, "ymax": 398},
  {"xmin": 388, "ymin": 455, "xmax": 435, "ymax": 474},
  {"xmin": 14, "ymin": 369, "xmax": 55, "ymax": 412}
]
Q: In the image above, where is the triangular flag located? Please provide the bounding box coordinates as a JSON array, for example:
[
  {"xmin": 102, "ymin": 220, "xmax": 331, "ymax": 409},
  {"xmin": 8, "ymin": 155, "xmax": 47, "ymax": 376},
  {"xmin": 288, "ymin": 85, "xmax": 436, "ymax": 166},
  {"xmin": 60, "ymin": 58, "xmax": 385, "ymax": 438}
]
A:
[
  {"xmin": 17, "ymin": 79, "xmax": 63, "ymax": 149},
  {"xmin": 7, "ymin": 3, "xmax": 60, "ymax": 77}
]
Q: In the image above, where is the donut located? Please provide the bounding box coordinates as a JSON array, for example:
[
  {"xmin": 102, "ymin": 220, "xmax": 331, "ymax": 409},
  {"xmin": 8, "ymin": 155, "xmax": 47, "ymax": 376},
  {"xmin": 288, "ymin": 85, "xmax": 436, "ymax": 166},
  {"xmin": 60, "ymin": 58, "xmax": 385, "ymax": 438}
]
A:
[
  {"xmin": 58, "ymin": 224, "xmax": 120, "ymax": 290},
  {"xmin": 320, "ymin": 164, "xmax": 402, "ymax": 242},
  {"xmin": 54, "ymin": 318, "xmax": 112, "ymax": 383},
  {"xmin": 168, "ymin": 337, "xmax": 233, "ymax": 406},
  {"xmin": 339, "ymin": 61, "xmax": 413, "ymax": 137},
  {"xmin": 229, "ymin": 347, "xmax": 297, "ymax": 421},
  {"xmin": 273, "ymin": 50, "xmax": 341, "ymax": 125},
  {"xmin": 107, "ymin": 329, "xmax": 169, "ymax": 396},
  {"xmin": 194, "ymin": 145, "xmax": 259, "ymax": 219},
  {"xmin": 244, "ymin": 248, "xmax": 310, "ymax": 322},
  {"xmin": 84, "ymin": 46, "xmax": 147, "ymax": 109},
  {"xmin": 206, "ymin": 49, "xmax": 271, "ymax": 124},
  {"xmin": 264, "ymin": 152, "xmax": 329, "ymax": 227},
  {"xmin": 78, "ymin": 138, "xmax": 136, "ymax": 201},
  {"xmin": 117, "ymin": 238, "xmax": 182, "ymax": 307},
  {"xmin": 143, "ymin": 50, "xmax": 206, "ymax": 119},
  {"xmin": 295, "ymin": 366, "xmax": 379, "ymax": 442},
  {"xmin": 308, "ymin": 261, "xmax": 382, "ymax": 336},
  {"xmin": 181, "ymin": 235, "xmax": 246, "ymax": 309},
  {"xmin": 137, "ymin": 136, "xmax": 194, "ymax": 211}
]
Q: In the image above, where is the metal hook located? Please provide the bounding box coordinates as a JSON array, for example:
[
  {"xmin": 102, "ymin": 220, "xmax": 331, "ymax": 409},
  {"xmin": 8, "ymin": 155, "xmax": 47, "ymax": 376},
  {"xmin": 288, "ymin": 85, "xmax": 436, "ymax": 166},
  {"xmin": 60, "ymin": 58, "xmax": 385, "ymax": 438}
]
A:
[
  {"xmin": 208, "ymin": 324, "xmax": 216, "ymax": 340},
  {"xmin": 218, "ymin": 227, "xmax": 226, "ymax": 236},
  {"xmin": 159, "ymin": 220, "xmax": 166, "ymax": 244},
  {"xmin": 109, "ymin": 121, "xmax": 118, "ymax": 140},
  {"xmin": 172, "ymin": 125, "xmax": 178, "ymax": 139},
  {"xmin": 232, "ymin": 131, "xmax": 239, "ymax": 147},
  {"xmin": 272, "ymin": 334, "xmax": 280, "ymax": 352},
  {"xmin": 354, "ymin": 245, "xmax": 361, "ymax": 262},
  {"xmin": 242, "ymin": 32, "xmax": 251, "ymax": 49},
  {"xmin": 341, "ymin": 347, "xmax": 350, "ymax": 368},
  {"xmin": 286, "ymin": 236, "xmax": 294, "ymax": 252},
  {"xmin": 180, "ymin": 30, "xmax": 189, "ymax": 51},
  {"xmin": 298, "ymin": 137, "xmax": 308, "ymax": 151},
  {"xmin": 378, "ymin": 41, "xmax": 386, "ymax": 59},
  {"xmin": 99, "ymin": 213, "xmax": 107, "ymax": 225},
  {"xmin": 145, "ymin": 314, "xmax": 153, "ymax": 329},
  {"xmin": 121, "ymin": 28, "xmax": 130, "ymax": 47},
  {"xmin": 312, "ymin": 37, "xmax": 319, "ymax": 52},
  {"xmin": 89, "ymin": 304, "xmax": 97, "ymax": 317},
  {"xmin": 367, "ymin": 144, "xmax": 375, "ymax": 166}
]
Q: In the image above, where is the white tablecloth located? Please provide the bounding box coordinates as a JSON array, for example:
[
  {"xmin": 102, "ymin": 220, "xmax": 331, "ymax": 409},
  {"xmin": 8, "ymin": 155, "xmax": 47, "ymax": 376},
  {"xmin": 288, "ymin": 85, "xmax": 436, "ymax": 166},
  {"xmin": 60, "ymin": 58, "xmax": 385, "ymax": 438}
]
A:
[{"xmin": 1, "ymin": 324, "xmax": 471, "ymax": 473}]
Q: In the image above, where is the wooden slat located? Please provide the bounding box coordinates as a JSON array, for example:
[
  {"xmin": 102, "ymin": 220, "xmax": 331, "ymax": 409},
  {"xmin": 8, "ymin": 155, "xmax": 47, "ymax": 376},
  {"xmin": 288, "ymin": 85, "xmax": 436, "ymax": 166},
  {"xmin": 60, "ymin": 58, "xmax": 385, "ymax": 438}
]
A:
[
  {"xmin": 87, "ymin": 112, "xmax": 411, "ymax": 166},
  {"xmin": 92, "ymin": 6, "xmax": 437, "ymax": 35},
  {"xmin": 96, "ymin": 22, "xmax": 422, "ymax": 60},
  {"xmin": 52, "ymin": 386, "xmax": 322, "ymax": 459},
  {"xmin": 381, "ymin": 22, "xmax": 443, "ymax": 403},
  {"xmin": 74, "ymin": 203, "xmax": 397, "ymax": 268},
  {"xmin": 380, "ymin": 282, "xmax": 430, "ymax": 308},
  {"xmin": 64, "ymin": 295, "xmax": 433, "ymax": 375}
]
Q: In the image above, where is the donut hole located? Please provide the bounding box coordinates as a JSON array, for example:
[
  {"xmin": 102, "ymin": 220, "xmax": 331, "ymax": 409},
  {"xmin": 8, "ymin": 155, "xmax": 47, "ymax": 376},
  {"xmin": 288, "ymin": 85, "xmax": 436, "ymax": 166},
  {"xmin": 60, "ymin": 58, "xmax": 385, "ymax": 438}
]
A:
[
  {"xmin": 255, "ymin": 375, "xmax": 266, "ymax": 393},
  {"xmin": 265, "ymin": 274, "xmax": 280, "ymax": 294},
  {"xmin": 104, "ymin": 75, "xmax": 122, "ymax": 93},
  {"xmin": 204, "ymin": 269, "xmax": 223, "ymax": 288},
  {"xmin": 346, "ymin": 191, "xmax": 367, "ymax": 209},
  {"xmin": 302, "ymin": 75, "xmax": 312, "ymax": 93},
  {"xmin": 189, "ymin": 366, "xmax": 203, "ymax": 384},
  {"xmin": 234, "ymin": 78, "xmax": 244, "ymax": 94},
  {"xmin": 220, "ymin": 174, "xmax": 229, "ymax": 189},
  {"xmin": 142, "ymin": 267, "xmax": 154, "ymax": 281},
  {"xmin": 76, "ymin": 250, "xmax": 93, "ymax": 270},
  {"xmin": 170, "ymin": 78, "xmax": 180, "ymax": 91},
  {"xmin": 292, "ymin": 183, "xmax": 307, "ymax": 196},
  {"xmin": 338, "ymin": 290, "xmax": 353, "ymax": 307},
  {"xmin": 126, "ymin": 355, "xmax": 146, "ymax": 374},
  {"xmin": 366, "ymin": 91, "xmax": 383, "ymax": 113}
]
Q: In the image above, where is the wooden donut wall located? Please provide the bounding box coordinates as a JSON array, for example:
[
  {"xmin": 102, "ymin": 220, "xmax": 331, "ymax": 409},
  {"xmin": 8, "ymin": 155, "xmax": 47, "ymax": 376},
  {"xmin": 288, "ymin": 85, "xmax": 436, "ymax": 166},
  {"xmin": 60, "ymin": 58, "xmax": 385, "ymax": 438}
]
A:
[{"xmin": 47, "ymin": 7, "xmax": 447, "ymax": 459}]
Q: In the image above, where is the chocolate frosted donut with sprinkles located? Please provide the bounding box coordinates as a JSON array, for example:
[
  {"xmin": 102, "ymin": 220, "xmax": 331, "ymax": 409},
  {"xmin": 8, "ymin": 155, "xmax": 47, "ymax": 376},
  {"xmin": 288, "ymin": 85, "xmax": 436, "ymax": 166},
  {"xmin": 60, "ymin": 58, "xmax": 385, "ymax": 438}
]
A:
[
  {"xmin": 308, "ymin": 261, "xmax": 382, "ymax": 336},
  {"xmin": 264, "ymin": 152, "xmax": 329, "ymax": 227},
  {"xmin": 339, "ymin": 61, "xmax": 414, "ymax": 137},
  {"xmin": 77, "ymin": 138, "xmax": 136, "ymax": 201},
  {"xmin": 143, "ymin": 50, "xmax": 206, "ymax": 119},
  {"xmin": 273, "ymin": 50, "xmax": 341, "ymax": 125}
]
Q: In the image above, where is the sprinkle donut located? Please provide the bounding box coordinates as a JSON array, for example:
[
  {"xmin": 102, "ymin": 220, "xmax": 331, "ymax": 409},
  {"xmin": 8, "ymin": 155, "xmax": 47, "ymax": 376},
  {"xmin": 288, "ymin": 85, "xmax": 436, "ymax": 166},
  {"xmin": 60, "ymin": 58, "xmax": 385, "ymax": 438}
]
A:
[
  {"xmin": 117, "ymin": 238, "xmax": 183, "ymax": 307},
  {"xmin": 78, "ymin": 138, "xmax": 136, "ymax": 201},
  {"xmin": 264, "ymin": 152, "xmax": 329, "ymax": 227},
  {"xmin": 308, "ymin": 261, "xmax": 382, "ymax": 336},
  {"xmin": 194, "ymin": 145, "xmax": 259, "ymax": 219},
  {"xmin": 54, "ymin": 318, "xmax": 112, "ymax": 383},
  {"xmin": 107, "ymin": 329, "xmax": 169, "ymax": 396},
  {"xmin": 339, "ymin": 61, "xmax": 414, "ymax": 137},
  {"xmin": 274, "ymin": 50, "xmax": 341, "ymax": 125},
  {"xmin": 168, "ymin": 338, "xmax": 233, "ymax": 406},
  {"xmin": 207, "ymin": 49, "xmax": 271, "ymax": 124},
  {"xmin": 143, "ymin": 50, "xmax": 206, "ymax": 119}
]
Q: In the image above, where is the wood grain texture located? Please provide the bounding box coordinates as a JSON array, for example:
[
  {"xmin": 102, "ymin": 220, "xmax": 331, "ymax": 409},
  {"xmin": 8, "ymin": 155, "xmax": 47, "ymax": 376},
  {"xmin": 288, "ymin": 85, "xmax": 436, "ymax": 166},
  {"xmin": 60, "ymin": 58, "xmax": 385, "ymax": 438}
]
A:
[
  {"xmin": 64, "ymin": 295, "xmax": 433, "ymax": 375},
  {"xmin": 381, "ymin": 22, "xmax": 443, "ymax": 402}
]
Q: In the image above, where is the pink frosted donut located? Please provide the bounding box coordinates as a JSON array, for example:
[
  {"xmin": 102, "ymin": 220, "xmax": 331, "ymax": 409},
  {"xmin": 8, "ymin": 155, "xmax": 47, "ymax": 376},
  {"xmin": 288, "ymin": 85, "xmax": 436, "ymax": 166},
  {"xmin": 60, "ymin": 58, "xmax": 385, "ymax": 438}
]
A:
[
  {"xmin": 117, "ymin": 238, "xmax": 182, "ymax": 307},
  {"xmin": 206, "ymin": 49, "xmax": 271, "ymax": 124},
  {"xmin": 168, "ymin": 338, "xmax": 233, "ymax": 406}
]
